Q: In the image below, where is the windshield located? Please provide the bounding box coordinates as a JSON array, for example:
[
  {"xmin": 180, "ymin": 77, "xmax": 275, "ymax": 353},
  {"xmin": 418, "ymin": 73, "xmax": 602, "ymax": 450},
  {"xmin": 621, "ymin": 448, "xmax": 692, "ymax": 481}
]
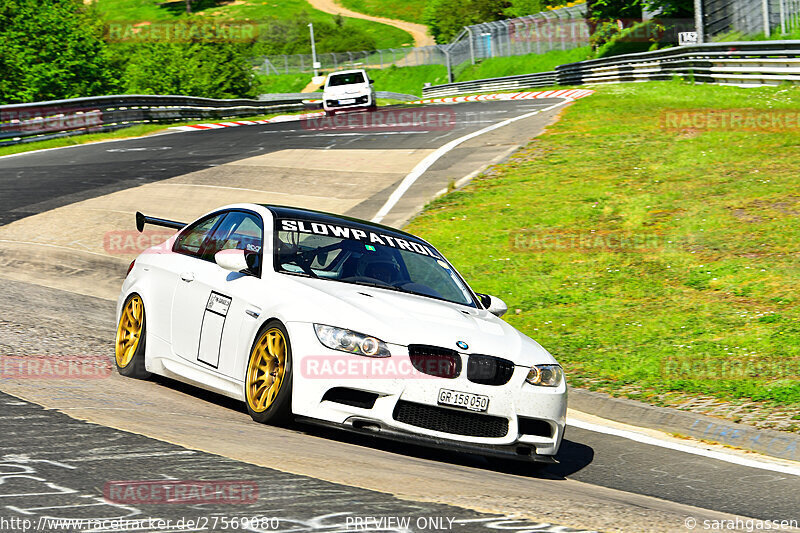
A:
[
  {"xmin": 327, "ymin": 72, "xmax": 366, "ymax": 86},
  {"xmin": 274, "ymin": 218, "xmax": 476, "ymax": 307}
]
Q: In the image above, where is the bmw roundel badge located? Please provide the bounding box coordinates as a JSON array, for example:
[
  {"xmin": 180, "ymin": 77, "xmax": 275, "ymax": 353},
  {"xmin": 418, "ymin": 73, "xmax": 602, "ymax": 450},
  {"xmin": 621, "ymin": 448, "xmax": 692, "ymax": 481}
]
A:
[{"xmin": 456, "ymin": 341, "xmax": 469, "ymax": 351}]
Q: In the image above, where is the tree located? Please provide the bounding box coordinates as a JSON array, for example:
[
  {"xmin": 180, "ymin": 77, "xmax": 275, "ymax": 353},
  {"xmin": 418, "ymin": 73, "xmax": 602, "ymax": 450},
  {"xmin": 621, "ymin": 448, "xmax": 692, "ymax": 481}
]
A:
[
  {"xmin": 423, "ymin": 0, "xmax": 512, "ymax": 43},
  {"xmin": 121, "ymin": 21, "xmax": 256, "ymax": 98},
  {"xmin": 0, "ymin": 0, "xmax": 116, "ymax": 104}
]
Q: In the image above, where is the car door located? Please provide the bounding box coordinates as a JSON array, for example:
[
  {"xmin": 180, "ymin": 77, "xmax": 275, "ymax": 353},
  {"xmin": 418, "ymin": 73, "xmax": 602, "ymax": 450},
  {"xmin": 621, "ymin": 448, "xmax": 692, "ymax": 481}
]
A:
[
  {"xmin": 171, "ymin": 210, "xmax": 265, "ymax": 379},
  {"xmin": 169, "ymin": 210, "xmax": 229, "ymax": 362}
]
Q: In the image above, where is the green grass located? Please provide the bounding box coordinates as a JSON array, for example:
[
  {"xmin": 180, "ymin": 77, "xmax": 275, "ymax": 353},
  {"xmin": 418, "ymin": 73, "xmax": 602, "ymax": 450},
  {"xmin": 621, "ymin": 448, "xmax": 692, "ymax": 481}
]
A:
[
  {"xmin": 93, "ymin": 0, "xmax": 413, "ymax": 49},
  {"xmin": 712, "ymin": 26, "xmax": 800, "ymax": 42},
  {"xmin": 406, "ymin": 80, "xmax": 800, "ymax": 411},
  {"xmin": 368, "ymin": 64, "xmax": 448, "ymax": 96},
  {"xmin": 337, "ymin": 0, "xmax": 429, "ymax": 24},
  {"xmin": 255, "ymin": 73, "xmax": 312, "ymax": 93},
  {"xmin": 456, "ymin": 47, "xmax": 592, "ymax": 81},
  {"xmin": 253, "ymin": 65, "xmax": 447, "ymax": 96}
]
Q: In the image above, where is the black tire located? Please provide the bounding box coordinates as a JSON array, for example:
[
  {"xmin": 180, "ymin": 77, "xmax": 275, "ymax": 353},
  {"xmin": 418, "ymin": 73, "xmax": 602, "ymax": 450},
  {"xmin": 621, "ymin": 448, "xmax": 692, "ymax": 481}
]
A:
[
  {"xmin": 368, "ymin": 104, "xmax": 378, "ymax": 112},
  {"xmin": 115, "ymin": 294, "xmax": 151, "ymax": 379},
  {"xmin": 325, "ymin": 110, "xmax": 335, "ymax": 117},
  {"xmin": 245, "ymin": 320, "xmax": 293, "ymax": 426}
]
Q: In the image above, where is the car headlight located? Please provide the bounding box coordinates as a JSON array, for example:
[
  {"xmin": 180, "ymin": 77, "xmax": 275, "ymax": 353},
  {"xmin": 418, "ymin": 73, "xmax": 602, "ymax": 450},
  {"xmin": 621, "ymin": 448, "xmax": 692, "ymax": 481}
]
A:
[
  {"xmin": 314, "ymin": 324, "xmax": 390, "ymax": 358},
  {"xmin": 526, "ymin": 365, "xmax": 564, "ymax": 387}
]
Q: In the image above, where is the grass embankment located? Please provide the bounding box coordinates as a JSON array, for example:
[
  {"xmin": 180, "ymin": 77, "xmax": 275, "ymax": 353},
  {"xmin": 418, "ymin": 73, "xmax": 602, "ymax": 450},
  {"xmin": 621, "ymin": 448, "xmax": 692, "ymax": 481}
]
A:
[
  {"xmin": 256, "ymin": 73, "xmax": 314, "ymax": 94},
  {"xmin": 93, "ymin": 0, "xmax": 413, "ymax": 49},
  {"xmin": 456, "ymin": 47, "xmax": 592, "ymax": 81},
  {"xmin": 254, "ymin": 65, "xmax": 448, "ymax": 95},
  {"xmin": 337, "ymin": 0, "xmax": 429, "ymax": 24},
  {"xmin": 406, "ymin": 81, "xmax": 800, "ymax": 424}
]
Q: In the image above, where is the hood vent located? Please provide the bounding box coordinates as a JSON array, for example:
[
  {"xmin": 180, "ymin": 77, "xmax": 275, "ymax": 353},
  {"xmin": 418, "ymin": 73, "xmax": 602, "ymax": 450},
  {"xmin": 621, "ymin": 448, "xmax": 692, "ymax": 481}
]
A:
[{"xmin": 408, "ymin": 345, "xmax": 461, "ymax": 379}]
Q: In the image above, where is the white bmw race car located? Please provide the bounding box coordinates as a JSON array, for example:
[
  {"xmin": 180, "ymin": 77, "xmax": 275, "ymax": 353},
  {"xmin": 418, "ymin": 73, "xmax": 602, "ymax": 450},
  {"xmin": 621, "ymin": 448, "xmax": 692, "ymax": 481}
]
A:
[{"xmin": 116, "ymin": 204, "xmax": 567, "ymax": 462}]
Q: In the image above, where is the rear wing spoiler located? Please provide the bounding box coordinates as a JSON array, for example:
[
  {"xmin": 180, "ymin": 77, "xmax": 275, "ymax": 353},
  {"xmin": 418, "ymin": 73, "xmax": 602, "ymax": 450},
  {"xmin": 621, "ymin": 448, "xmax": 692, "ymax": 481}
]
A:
[{"xmin": 135, "ymin": 211, "xmax": 186, "ymax": 233}]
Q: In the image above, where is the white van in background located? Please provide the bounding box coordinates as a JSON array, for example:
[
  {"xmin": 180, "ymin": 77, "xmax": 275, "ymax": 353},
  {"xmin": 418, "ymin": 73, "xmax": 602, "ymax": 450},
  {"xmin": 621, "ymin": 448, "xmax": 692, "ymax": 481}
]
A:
[{"xmin": 322, "ymin": 69, "xmax": 377, "ymax": 116}]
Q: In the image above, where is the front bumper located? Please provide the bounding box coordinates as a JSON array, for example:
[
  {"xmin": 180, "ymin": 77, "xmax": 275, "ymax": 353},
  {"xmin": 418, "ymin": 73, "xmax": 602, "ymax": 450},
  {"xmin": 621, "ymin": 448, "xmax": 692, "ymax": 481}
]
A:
[
  {"xmin": 287, "ymin": 322, "xmax": 567, "ymax": 461},
  {"xmin": 323, "ymin": 94, "xmax": 372, "ymax": 110},
  {"xmin": 297, "ymin": 415, "xmax": 558, "ymax": 463}
]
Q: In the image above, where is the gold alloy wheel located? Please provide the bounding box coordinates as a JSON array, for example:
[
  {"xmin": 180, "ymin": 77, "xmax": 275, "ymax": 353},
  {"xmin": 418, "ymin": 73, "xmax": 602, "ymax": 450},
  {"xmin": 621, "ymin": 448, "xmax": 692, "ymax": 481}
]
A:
[
  {"xmin": 115, "ymin": 295, "xmax": 143, "ymax": 368},
  {"xmin": 246, "ymin": 328, "xmax": 287, "ymax": 413}
]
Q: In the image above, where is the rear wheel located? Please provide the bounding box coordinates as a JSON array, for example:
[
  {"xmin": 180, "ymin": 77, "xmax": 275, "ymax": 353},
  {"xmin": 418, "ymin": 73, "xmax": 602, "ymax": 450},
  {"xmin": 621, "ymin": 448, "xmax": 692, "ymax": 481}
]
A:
[
  {"xmin": 245, "ymin": 321, "xmax": 293, "ymax": 425},
  {"xmin": 115, "ymin": 294, "xmax": 151, "ymax": 379}
]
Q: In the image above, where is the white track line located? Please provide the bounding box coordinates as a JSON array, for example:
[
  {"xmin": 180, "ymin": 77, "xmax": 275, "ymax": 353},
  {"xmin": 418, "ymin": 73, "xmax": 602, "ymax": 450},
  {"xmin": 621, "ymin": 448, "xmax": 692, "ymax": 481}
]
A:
[
  {"xmin": 370, "ymin": 99, "xmax": 572, "ymax": 224},
  {"xmin": 568, "ymin": 416, "xmax": 800, "ymax": 477}
]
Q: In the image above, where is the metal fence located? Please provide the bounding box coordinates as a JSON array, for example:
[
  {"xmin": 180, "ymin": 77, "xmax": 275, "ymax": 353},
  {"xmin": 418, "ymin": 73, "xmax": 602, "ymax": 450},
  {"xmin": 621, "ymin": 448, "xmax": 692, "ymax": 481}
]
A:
[
  {"xmin": 703, "ymin": 0, "xmax": 800, "ymax": 39},
  {"xmin": 422, "ymin": 40, "xmax": 800, "ymax": 96},
  {"xmin": 0, "ymin": 94, "xmax": 310, "ymax": 146},
  {"xmin": 254, "ymin": 4, "xmax": 588, "ymax": 78},
  {"xmin": 447, "ymin": 5, "xmax": 589, "ymax": 67},
  {"xmin": 253, "ymin": 45, "xmax": 447, "ymax": 75}
]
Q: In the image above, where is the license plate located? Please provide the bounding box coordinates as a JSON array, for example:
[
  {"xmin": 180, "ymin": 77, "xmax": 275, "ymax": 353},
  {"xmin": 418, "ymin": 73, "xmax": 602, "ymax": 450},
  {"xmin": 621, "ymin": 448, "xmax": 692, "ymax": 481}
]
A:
[
  {"xmin": 339, "ymin": 98, "xmax": 356, "ymax": 105},
  {"xmin": 437, "ymin": 389, "xmax": 489, "ymax": 412}
]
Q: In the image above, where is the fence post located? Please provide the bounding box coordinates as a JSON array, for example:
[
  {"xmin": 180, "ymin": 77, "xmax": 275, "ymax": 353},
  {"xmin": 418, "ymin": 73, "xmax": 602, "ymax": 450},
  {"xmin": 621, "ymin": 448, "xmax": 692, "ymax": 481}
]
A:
[
  {"xmin": 445, "ymin": 47, "xmax": 453, "ymax": 83},
  {"xmin": 779, "ymin": 0, "xmax": 786, "ymax": 33},
  {"xmin": 468, "ymin": 27, "xmax": 475, "ymax": 64},
  {"xmin": 763, "ymin": 0, "xmax": 771, "ymax": 36}
]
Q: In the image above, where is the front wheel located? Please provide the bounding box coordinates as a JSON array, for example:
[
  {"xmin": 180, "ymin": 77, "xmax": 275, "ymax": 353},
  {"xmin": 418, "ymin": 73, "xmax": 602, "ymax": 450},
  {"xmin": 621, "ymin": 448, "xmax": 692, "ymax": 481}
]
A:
[
  {"xmin": 245, "ymin": 321, "xmax": 293, "ymax": 425},
  {"xmin": 115, "ymin": 294, "xmax": 151, "ymax": 379}
]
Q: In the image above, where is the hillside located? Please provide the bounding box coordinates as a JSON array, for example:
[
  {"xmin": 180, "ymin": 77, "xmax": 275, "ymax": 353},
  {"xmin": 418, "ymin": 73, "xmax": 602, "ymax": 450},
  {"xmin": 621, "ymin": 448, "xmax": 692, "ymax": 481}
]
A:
[
  {"xmin": 336, "ymin": 0, "xmax": 429, "ymax": 24},
  {"xmin": 93, "ymin": 0, "xmax": 414, "ymax": 51}
]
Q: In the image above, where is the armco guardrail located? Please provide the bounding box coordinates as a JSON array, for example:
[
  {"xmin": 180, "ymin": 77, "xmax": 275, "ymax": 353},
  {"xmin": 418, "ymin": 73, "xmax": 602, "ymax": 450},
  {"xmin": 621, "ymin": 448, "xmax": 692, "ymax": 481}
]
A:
[
  {"xmin": 259, "ymin": 91, "xmax": 419, "ymax": 102},
  {"xmin": 0, "ymin": 94, "xmax": 308, "ymax": 146},
  {"xmin": 557, "ymin": 40, "xmax": 800, "ymax": 85},
  {"xmin": 421, "ymin": 71, "xmax": 557, "ymax": 97},
  {"xmin": 423, "ymin": 41, "xmax": 800, "ymax": 97}
]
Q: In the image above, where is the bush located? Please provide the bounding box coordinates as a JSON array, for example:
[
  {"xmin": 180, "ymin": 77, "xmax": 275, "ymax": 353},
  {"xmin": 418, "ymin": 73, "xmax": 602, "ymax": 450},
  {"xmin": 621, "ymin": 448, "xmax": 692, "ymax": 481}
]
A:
[
  {"xmin": 118, "ymin": 21, "xmax": 257, "ymax": 98},
  {"xmin": 594, "ymin": 19, "xmax": 665, "ymax": 57},
  {"xmin": 423, "ymin": 0, "xmax": 511, "ymax": 44}
]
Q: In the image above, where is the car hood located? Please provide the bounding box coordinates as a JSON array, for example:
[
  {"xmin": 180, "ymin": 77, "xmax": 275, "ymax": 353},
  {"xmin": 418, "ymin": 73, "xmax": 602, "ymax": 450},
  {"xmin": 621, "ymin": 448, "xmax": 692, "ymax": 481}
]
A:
[{"xmin": 281, "ymin": 276, "xmax": 556, "ymax": 367}]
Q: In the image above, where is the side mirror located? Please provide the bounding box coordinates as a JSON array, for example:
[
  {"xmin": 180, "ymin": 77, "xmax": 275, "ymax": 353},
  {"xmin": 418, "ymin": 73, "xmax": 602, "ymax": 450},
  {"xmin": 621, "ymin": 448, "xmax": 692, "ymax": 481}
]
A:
[
  {"xmin": 215, "ymin": 249, "xmax": 248, "ymax": 273},
  {"xmin": 319, "ymin": 85, "xmax": 326, "ymax": 91},
  {"xmin": 369, "ymin": 79, "xmax": 375, "ymax": 84},
  {"xmin": 477, "ymin": 293, "xmax": 508, "ymax": 317}
]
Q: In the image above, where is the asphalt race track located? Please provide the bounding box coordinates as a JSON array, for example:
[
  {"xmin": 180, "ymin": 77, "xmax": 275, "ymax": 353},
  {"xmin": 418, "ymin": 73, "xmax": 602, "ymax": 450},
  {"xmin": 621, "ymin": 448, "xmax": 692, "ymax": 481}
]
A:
[{"xmin": 1, "ymin": 100, "xmax": 798, "ymax": 533}]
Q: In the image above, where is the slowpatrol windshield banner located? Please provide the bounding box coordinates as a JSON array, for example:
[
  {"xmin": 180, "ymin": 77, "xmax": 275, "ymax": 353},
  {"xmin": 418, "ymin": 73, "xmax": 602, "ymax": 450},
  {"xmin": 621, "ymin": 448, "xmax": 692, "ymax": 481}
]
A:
[{"xmin": 278, "ymin": 219, "xmax": 441, "ymax": 258}]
